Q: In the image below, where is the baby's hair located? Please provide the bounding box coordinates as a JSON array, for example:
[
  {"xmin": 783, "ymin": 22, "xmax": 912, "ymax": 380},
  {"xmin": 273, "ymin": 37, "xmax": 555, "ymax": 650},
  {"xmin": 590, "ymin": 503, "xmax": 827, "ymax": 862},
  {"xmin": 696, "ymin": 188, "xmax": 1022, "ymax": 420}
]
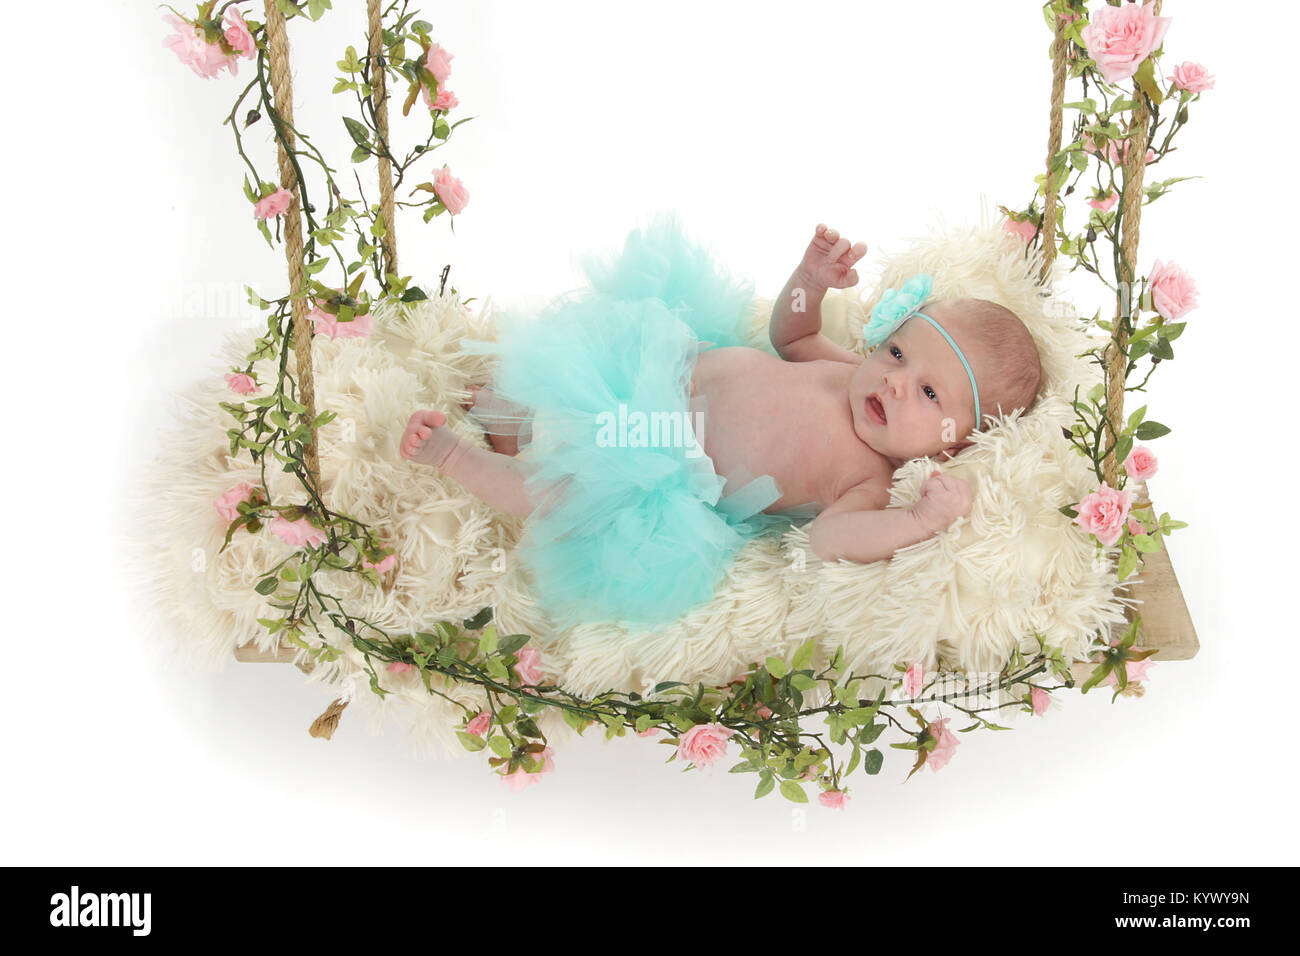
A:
[{"xmin": 945, "ymin": 298, "xmax": 1043, "ymax": 425}]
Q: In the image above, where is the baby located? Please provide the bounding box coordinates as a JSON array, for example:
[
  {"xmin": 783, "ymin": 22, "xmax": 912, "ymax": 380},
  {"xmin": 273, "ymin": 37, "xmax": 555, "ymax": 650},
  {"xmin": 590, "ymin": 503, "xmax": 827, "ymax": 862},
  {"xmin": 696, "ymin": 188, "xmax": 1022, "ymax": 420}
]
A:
[{"xmin": 400, "ymin": 223, "xmax": 1042, "ymax": 566}]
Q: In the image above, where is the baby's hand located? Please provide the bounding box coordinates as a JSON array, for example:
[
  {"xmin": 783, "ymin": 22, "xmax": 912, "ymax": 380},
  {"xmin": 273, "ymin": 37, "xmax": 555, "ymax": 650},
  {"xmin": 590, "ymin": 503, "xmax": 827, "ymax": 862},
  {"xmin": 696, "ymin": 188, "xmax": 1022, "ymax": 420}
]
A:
[
  {"xmin": 910, "ymin": 471, "xmax": 973, "ymax": 535},
  {"xmin": 798, "ymin": 224, "xmax": 868, "ymax": 291}
]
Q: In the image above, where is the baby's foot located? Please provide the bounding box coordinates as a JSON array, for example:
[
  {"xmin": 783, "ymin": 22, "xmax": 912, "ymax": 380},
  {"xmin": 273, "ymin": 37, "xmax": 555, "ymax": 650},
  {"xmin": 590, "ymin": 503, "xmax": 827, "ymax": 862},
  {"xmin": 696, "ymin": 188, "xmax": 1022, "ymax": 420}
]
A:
[
  {"xmin": 399, "ymin": 409, "xmax": 464, "ymax": 469},
  {"xmin": 461, "ymin": 384, "xmax": 527, "ymax": 457}
]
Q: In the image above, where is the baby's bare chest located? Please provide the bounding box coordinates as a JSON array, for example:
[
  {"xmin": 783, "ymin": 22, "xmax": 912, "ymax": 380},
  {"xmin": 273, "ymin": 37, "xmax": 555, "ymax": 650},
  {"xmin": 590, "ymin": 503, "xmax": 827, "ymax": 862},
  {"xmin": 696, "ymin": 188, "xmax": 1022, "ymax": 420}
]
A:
[{"xmin": 690, "ymin": 347, "xmax": 887, "ymax": 510}]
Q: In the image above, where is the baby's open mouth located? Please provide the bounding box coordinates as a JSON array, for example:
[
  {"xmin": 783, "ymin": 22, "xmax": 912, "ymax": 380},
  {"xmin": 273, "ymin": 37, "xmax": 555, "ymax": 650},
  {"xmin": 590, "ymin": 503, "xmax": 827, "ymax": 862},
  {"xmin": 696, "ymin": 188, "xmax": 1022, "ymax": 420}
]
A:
[{"xmin": 866, "ymin": 394, "xmax": 887, "ymax": 425}]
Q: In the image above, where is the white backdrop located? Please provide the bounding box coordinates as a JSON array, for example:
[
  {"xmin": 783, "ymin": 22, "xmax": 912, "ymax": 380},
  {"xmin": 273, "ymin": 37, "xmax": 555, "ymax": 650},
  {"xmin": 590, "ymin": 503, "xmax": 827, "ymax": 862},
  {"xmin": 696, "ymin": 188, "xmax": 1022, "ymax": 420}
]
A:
[{"xmin": 3, "ymin": 0, "xmax": 1295, "ymax": 865}]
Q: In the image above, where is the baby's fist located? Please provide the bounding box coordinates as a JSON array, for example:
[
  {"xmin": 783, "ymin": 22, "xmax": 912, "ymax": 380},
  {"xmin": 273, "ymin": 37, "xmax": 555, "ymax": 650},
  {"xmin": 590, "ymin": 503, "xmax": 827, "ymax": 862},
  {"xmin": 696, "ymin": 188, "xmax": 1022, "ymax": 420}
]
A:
[
  {"xmin": 911, "ymin": 471, "xmax": 973, "ymax": 535},
  {"xmin": 799, "ymin": 224, "xmax": 867, "ymax": 291}
]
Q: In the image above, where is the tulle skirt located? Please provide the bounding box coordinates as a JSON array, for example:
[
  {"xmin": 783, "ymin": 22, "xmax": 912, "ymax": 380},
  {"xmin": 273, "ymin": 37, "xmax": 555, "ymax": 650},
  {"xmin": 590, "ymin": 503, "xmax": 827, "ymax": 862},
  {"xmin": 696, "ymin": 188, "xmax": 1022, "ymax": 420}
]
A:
[{"xmin": 461, "ymin": 212, "xmax": 808, "ymax": 630}]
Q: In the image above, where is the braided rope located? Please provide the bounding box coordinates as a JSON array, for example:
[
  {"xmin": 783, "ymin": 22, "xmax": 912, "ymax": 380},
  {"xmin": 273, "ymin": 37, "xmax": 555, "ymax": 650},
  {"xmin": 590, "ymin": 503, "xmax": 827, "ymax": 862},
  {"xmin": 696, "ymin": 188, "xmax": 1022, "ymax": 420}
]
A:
[
  {"xmin": 264, "ymin": 0, "xmax": 320, "ymax": 485},
  {"xmin": 1103, "ymin": 0, "xmax": 1162, "ymax": 488},
  {"xmin": 367, "ymin": 0, "xmax": 399, "ymax": 279},
  {"xmin": 1039, "ymin": 14, "xmax": 1069, "ymax": 284}
]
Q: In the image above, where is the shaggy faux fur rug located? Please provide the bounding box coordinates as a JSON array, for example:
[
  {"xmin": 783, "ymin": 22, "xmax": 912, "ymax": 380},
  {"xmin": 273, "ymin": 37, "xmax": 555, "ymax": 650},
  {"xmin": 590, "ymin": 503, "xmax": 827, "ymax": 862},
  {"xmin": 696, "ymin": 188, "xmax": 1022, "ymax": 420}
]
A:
[{"xmin": 127, "ymin": 221, "xmax": 1130, "ymax": 758}]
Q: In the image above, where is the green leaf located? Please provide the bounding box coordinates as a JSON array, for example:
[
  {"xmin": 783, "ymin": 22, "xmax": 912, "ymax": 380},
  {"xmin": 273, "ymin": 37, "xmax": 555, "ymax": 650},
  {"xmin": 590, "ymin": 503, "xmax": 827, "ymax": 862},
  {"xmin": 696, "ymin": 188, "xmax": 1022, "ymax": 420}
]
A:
[
  {"xmin": 455, "ymin": 731, "xmax": 486, "ymax": 752},
  {"xmin": 1059, "ymin": 504, "xmax": 1079, "ymax": 519},
  {"xmin": 478, "ymin": 625, "xmax": 498, "ymax": 655},
  {"xmin": 790, "ymin": 673, "xmax": 817, "ymax": 692},
  {"xmin": 255, "ymin": 576, "xmax": 279, "ymax": 595},
  {"xmin": 1132, "ymin": 533, "xmax": 1161, "ymax": 554},
  {"xmin": 498, "ymin": 634, "xmax": 530, "ymax": 656},
  {"xmin": 350, "ymin": 145, "xmax": 370, "ymax": 164},
  {"xmin": 1134, "ymin": 57, "xmax": 1164, "ymax": 105},
  {"xmin": 1134, "ymin": 420, "xmax": 1171, "ymax": 440},
  {"xmin": 1117, "ymin": 545, "xmax": 1139, "ymax": 581},
  {"xmin": 486, "ymin": 735, "xmax": 511, "ymax": 758},
  {"xmin": 791, "ymin": 637, "xmax": 816, "ymax": 672},
  {"xmin": 400, "ymin": 286, "xmax": 427, "ymax": 302},
  {"xmin": 343, "ymin": 116, "xmax": 371, "ymax": 146},
  {"xmin": 1113, "ymin": 434, "xmax": 1133, "ymax": 468},
  {"xmin": 765, "ymin": 657, "xmax": 788, "ymax": 679},
  {"xmin": 863, "ymin": 748, "xmax": 884, "ymax": 775},
  {"xmin": 1149, "ymin": 337, "xmax": 1175, "ymax": 361},
  {"xmin": 754, "ymin": 771, "xmax": 775, "ymax": 799},
  {"xmin": 778, "ymin": 780, "xmax": 808, "ymax": 804}
]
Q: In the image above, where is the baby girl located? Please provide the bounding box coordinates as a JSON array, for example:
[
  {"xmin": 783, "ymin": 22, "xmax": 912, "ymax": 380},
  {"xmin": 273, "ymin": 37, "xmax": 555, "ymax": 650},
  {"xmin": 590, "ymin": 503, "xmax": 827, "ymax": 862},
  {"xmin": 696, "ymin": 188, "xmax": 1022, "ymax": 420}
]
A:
[{"xmin": 399, "ymin": 219, "xmax": 1042, "ymax": 626}]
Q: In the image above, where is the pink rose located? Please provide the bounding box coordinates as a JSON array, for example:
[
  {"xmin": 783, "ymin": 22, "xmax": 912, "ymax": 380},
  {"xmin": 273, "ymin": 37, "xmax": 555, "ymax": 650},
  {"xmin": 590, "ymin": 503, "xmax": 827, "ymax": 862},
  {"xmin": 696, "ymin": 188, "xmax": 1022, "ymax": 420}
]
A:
[
  {"xmin": 223, "ymin": 6, "xmax": 257, "ymax": 59},
  {"xmin": 926, "ymin": 717, "xmax": 959, "ymax": 772},
  {"xmin": 1172, "ymin": 61, "xmax": 1215, "ymax": 93},
  {"xmin": 756, "ymin": 705, "xmax": 773, "ymax": 719},
  {"xmin": 1030, "ymin": 686, "xmax": 1051, "ymax": 717},
  {"xmin": 1147, "ymin": 259, "xmax": 1198, "ymax": 320},
  {"xmin": 307, "ymin": 304, "xmax": 373, "ymax": 340},
  {"xmin": 432, "ymin": 165, "xmax": 470, "ymax": 216},
  {"xmin": 1002, "ymin": 217, "xmax": 1037, "ymax": 243},
  {"xmin": 902, "ymin": 662, "xmax": 924, "ymax": 699},
  {"xmin": 1124, "ymin": 445, "xmax": 1159, "ymax": 482},
  {"xmin": 677, "ymin": 723, "xmax": 736, "ymax": 768},
  {"xmin": 422, "ymin": 85, "xmax": 459, "ymax": 111},
  {"xmin": 1082, "ymin": 133, "xmax": 1153, "ymax": 166},
  {"xmin": 253, "ymin": 186, "xmax": 292, "ymax": 220},
  {"xmin": 1080, "ymin": 1, "xmax": 1172, "ymax": 86},
  {"xmin": 386, "ymin": 661, "xmax": 413, "ymax": 674},
  {"xmin": 213, "ymin": 482, "xmax": 256, "ymax": 522},
  {"xmin": 1073, "ymin": 481, "xmax": 1134, "ymax": 547},
  {"xmin": 425, "ymin": 43, "xmax": 454, "ymax": 84},
  {"xmin": 1087, "ymin": 191, "xmax": 1119, "ymax": 213},
  {"xmin": 269, "ymin": 515, "xmax": 329, "ymax": 548},
  {"xmin": 162, "ymin": 13, "xmax": 241, "ymax": 79},
  {"xmin": 225, "ymin": 372, "xmax": 257, "ymax": 395},
  {"xmin": 1127, "ymin": 517, "xmax": 1146, "ymax": 536},
  {"xmin": 362, "ymin": 553, "xmax": 397, "ymax": 573},
  {"xmin": 513, "ymin": 645, "xmax": 543, "ymax": 686},
  {"xmin": 1104, "ymin": 657, "xmax": 1154, "ymax": 686},
  {"xmin": 818, "ymin": 790, "xmax": 849, "ymax": 810},
  {"xmin": 465, "ymin": 711, "xmax": 491, "ymax": 736},
  {"xmin": 501, "ymin": 746, "xmax": 555, "ymax": 792},
  {"xmin": 636, "ymin": 727, "xmax": 660, "ymax": 738}
]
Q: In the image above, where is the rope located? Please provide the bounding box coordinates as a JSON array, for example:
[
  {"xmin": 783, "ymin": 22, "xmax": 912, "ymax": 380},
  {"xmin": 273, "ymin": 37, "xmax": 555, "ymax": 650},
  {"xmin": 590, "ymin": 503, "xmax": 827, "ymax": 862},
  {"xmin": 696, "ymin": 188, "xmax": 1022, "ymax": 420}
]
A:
[
  {"xmin": 367, "ymin": 0, "xmax": 399, "ymax": 280},
  {"xmin": 1102, "ymin": 0, "xmax": 1161, "ymax": 488},
  {"xmin": 308, "ymin": 697, "xmax": 349, "ymax": 739},
  {"xmin": 264, "ymin": 0, "xmax": 321, "ymax": 485},
  {"xmin": 1038, "ymin": 14, "xmax": 1068, "ymax": 284}
]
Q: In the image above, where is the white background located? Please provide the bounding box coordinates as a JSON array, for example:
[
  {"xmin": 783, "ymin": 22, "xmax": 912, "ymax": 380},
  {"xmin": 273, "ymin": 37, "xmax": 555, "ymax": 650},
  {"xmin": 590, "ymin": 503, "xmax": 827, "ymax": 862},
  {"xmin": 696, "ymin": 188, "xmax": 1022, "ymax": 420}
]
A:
[{"xmin": 3, "ymin": 0, "xmax": 1294, "ymax": 865}]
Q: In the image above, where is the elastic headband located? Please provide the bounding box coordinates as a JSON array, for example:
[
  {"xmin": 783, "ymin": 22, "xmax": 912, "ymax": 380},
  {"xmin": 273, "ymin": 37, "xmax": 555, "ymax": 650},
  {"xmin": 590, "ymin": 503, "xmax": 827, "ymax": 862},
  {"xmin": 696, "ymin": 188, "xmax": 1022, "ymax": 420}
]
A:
[
  {"xmin": 863, "ymin": 273, "xmax": 982, "ymax": 432},
  {"xmin": 911, "ymin": 311, "xmax": 981, "ymax": 431}
]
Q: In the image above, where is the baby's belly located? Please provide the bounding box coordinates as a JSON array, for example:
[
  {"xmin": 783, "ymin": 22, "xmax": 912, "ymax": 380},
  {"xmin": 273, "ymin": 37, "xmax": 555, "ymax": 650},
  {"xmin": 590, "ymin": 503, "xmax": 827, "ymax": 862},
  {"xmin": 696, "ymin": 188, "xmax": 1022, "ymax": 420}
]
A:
[{"xmin": 689, "ymin": 347, "xmax": 841, "ymax": 513}]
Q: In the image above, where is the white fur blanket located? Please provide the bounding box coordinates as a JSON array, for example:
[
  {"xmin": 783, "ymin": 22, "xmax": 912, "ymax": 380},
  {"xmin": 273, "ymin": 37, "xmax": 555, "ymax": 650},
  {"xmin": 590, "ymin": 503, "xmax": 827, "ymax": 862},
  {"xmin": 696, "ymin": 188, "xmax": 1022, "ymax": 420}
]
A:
[{"xmin": 127, "ymin": 222, "xmax": 1128, "ymax": 758}]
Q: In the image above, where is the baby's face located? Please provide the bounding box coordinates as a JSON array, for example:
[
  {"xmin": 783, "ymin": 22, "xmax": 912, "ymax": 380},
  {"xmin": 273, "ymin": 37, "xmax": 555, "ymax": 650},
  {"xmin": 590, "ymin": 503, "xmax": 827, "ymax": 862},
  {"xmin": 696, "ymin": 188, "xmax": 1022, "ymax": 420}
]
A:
[{"xmin": 848, "ymin": 305, "xmax": 978, "ymax": 464}]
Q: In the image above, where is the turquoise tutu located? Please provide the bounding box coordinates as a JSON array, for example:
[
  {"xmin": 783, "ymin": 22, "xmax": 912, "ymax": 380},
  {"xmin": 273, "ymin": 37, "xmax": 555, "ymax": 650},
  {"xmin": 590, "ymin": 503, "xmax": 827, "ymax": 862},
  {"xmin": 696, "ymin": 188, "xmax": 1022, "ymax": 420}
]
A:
[{"xmin": 461, "ymin": 212, "xmax": 810, "ymax": 630}]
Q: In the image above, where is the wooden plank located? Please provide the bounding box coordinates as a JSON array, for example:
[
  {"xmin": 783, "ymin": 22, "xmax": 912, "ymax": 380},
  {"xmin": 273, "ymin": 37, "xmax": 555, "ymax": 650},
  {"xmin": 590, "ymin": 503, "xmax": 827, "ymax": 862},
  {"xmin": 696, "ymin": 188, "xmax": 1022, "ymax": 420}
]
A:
[{"xmin": 234, "ymin": 642, "xmax": 314, "ymax": 674}]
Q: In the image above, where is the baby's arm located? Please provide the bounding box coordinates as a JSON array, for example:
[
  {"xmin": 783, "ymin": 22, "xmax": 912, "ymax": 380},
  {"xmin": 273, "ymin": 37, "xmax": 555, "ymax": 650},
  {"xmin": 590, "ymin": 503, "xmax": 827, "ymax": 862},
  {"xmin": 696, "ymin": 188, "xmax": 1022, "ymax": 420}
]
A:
[
  {"xmin": 769, "ymin": 224, "xmax": 867, "ymax": 365},
  {"xmin": 809, "ymin": 472, "xmax": 973, "ymax": 563}
]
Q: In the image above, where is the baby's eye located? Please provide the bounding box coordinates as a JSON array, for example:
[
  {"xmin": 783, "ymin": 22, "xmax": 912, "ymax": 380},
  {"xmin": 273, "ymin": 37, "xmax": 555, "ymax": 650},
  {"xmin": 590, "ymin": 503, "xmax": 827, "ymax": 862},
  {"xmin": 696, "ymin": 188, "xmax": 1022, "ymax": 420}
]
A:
[
  {"xmin": 923, "ymin": 385, "xmax": 938, "ymax": 402},
  {"xmin": 889, "ymin": 345, "xmax": 902, "ymax": 360}
]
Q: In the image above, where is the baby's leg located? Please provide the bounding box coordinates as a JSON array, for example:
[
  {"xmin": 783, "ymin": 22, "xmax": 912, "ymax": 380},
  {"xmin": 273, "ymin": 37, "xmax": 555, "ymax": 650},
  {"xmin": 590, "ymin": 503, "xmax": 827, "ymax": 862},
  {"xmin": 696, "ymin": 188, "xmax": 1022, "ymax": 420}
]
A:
[
  {"xmin": 400, "ymin": 409, "xmax": 550, "ymax": 517},
  {"xmin": 461, "ymin": 384, "xmax": 533, "ymax": 457}
]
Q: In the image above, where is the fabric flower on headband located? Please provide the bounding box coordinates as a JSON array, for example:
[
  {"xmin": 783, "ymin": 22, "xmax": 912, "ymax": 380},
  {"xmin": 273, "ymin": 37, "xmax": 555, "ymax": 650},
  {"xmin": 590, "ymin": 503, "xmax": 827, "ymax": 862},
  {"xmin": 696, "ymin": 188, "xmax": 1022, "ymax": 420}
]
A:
[{"xmin": 863, "ymin": 274, "xmax": 933, "ymax": 348}]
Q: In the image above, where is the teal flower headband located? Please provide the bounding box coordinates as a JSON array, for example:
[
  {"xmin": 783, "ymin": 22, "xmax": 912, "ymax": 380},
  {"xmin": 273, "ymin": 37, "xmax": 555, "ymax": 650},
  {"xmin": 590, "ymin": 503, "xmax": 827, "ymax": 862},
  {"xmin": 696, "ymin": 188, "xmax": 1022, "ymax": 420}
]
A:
[{"xmin": 863, "ymin": 274, "xmax": 982, "ymax": 431}]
